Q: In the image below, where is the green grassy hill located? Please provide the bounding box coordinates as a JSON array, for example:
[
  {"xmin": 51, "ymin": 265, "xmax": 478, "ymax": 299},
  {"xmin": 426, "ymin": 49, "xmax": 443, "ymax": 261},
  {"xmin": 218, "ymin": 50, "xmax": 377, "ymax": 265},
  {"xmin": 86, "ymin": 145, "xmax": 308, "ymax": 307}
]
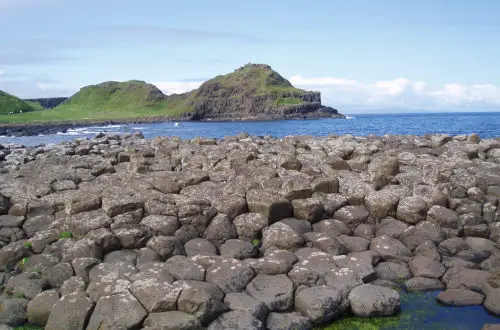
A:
[
  {"xmin": 0, "ymin": 90, "xmax": 44, "ymax": 116},
  {"xmin": 0, "ymin": 64, "xmax": 335, "ymax": 124}
]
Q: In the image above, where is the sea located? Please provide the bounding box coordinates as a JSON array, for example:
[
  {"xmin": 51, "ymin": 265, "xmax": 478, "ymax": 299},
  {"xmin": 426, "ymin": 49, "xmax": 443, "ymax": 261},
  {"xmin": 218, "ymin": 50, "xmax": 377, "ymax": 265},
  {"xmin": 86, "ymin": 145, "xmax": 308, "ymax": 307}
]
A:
[
  {"xmin": 1, "ymin": 112, "xmax": 500, "ymax": 146},
  {"xmin": 1, "ymin": 111, "xmax": 500, "ymax": 329}
]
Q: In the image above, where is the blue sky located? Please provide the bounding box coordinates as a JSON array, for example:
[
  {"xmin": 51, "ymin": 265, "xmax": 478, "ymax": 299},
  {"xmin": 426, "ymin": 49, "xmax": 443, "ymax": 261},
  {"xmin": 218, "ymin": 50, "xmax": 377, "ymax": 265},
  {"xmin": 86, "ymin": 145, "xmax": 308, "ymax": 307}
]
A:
[{"xmin": 1, "ymin": 0, "xmax": 500, "ymax": 112}]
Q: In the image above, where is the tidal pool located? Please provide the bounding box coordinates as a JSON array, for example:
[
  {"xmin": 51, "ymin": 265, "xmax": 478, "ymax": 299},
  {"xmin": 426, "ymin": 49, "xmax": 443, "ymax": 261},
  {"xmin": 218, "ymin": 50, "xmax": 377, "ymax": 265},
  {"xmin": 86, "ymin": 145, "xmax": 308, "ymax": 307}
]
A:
[{"xmin": 322, "ymin": 290, "xmax": 500, "ymax": 330}]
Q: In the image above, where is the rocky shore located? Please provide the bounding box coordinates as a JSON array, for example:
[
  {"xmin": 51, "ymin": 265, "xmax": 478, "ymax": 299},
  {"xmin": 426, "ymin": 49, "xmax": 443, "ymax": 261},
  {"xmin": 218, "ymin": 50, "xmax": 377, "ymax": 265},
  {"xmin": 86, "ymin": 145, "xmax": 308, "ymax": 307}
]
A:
[{"xmin": 0, "ymin": 132, "xmax": 500, "ymax": 329}]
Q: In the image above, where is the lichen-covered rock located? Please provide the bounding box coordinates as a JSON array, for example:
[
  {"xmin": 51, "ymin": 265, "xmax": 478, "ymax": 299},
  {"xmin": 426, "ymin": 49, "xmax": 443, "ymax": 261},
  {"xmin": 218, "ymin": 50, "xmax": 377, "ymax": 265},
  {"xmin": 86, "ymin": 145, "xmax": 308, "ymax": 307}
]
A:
[
  {"xmin": 27, "ymin": 290, "xmax": 60, "ymax": 326},
  {"xmin": 348, "ymin": 284, "xmax": 400, "ymax": 317},
  {"xmin": 45, "ymin": 293, "xmax": 94, "ymax": 330},
  {"xmin": 224, "ymin": 292, "xmax": 269, "ymax": 321},
  {"xmin": 143, "ymin": 311, "xmax": 202, "ymax": 330},
  {"xmin": 295, "ymin": 286, "xmax": 347, "ymax": 324},
  {"xmin": 206, "ymin": 258, "xmax": 256, "ymax": 293},
  {"xmin": 86, "ymin": 291, "xmax": 148, "ymax": 330},
  {"xmin": 246, "ymin": 274, "xmax": 294, "ymax": 312},
  {"xmin": 266, "ymin": 312, "xmax": 312, "ymax": 330},
  {"xmin": 207, "ymin": 311, "xmax": 265, "ymax": 330}
]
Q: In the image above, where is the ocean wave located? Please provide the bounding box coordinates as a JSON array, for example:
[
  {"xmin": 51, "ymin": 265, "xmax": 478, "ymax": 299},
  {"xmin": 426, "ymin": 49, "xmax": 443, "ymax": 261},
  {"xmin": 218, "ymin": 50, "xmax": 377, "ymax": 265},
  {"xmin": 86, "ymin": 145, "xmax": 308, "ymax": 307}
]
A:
[
  {"xmin": 345, "ymin": 116, "xmax": 355, "ymax": 119},
  {"xmin": 131, "ymin": 127, "xmax": 146, "ymax": 130},
  {"xmin": 57, "ymin": 131, "xmax": 81, "ymax": 136}
]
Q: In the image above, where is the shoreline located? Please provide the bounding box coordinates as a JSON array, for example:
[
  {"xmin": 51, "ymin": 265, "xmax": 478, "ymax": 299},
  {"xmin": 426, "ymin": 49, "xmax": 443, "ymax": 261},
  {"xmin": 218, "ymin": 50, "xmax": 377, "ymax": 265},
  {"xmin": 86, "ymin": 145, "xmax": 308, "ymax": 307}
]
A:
[{"xmin": 0, "ymin": 113, "xmax": 345, "ymax": 137}]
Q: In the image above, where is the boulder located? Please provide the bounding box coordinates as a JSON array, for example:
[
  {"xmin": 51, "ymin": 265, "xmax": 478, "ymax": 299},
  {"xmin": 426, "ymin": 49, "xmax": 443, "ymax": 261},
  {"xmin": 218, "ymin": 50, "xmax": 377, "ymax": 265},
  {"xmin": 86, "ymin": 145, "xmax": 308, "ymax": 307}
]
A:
[
  {"xmin": 143, "ymin": 311, "xmax": 202, "ymax": 330},
  {"xmin": 266, "ymin": 312, "xmax": 312, "ymax": 330},
  {"xmin": 246, "ymin": 190, "xmax": 292, "ymax": 222},
  {"xmin": 262, "ymin": 222, "xmax": 305, "ymax": 251},
  {"xmin": 295, "ymin": 286, "xmax": 347, "ymax": 324},
  {"xmin": 348, "ymin": 284, "xmax": 400, "ymax": 317},
  {"xmin": 246, "ymin": 274, "xmax": 294, "ymax": 312},
  {"xmin": 233, "ymin": 213, "xmax": 269, "ymax": 241},
  {"xmin": 396, "ymin": 196, "xmax": 427, "ymax": 225},
  {"xmin": 129, "ymin": 278, "xmax": 182, "ymax": 312},
  {"xmin": 437, "ymin": 289, "xmax": 484, "ymax": 306},
  {"xmin": 177, "ymin": 280, "xmax": 228, "ymax": 325},
  {"xmin": 207, "ymin": 311, "xmax": 265, "ymax": 330},
  {"xmin": 408, "ymin": 256, "xmax": 446, "ymax": 279},
  {"xmin": 224, "ymin": 292, "xmax": 269, "ymax": 321},
  {"xmin": 0, "ymin": 298, "xmax": 29, "ymax": 326},
  {"xmin": 206, "ymin": 258, "xmax": 256, "ymax": 293},
  {"xmin": 45, "ymin": 293, "xmax": 94, "ymax": 330},
  {"xmin": 27, "ymin": 290, "xmax": 60, "ymax": 326}
]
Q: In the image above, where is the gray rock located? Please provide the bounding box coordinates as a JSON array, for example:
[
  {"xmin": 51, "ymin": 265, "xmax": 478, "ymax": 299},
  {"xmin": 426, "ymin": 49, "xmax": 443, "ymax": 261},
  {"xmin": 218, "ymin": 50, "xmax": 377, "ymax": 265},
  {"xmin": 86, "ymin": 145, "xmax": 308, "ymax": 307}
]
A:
[
  {"xmin": 71, "ymin": 258, "xmax": 100, "ymax": 283},
  {"xmin": 65, "ymin": 209, "xmax": 111, "ymax": 238},
  {"xmin": 375, "ymin": 262, "xmax": 412, "ymax": 281},
  {"xmin": 45, "ymin": 293, "xmax": 94, "ymax": 330},
  {"xmin": 86, "ymin": 290, "xmax": 148, "ymax": 330},
  {"xmin": 46, "ymin": 262, "xmax": 74, "ymax": 288},
  {"xmin": 353, "ymin": 223, "xmax": 375, "ymax": 240},
  {"xmin": 336, "ymin": 235, "xmax": 370, "ymax": 253},
  {"xmin": 250, "ymin": 250, "xmax": 297, "ymax": 275},
  {"xmin": 313, "ymin": 219, "xmax": 351, "ymax": 236},
  {"xmin": 5, "ymin": 272, "xmax": 48, "ymax": 299},
  {"xmin": 295, "ymin": 286, "xmax": 347, "ymax": 324},
  {"xmin": 443, "ymin": 267, "xmax": 492, "ymax": 292},
  {"xmin": 141, "ymin": 215, "xmax": 180, "ymax": 236},
  {"xmin": 143, "ymin": 311, "xmax": 202, "ymax": 330},
  {"xmin": 206, "ymin": 258, "xmax": 256, "ymax": 293},
  {"xmin": 177, "ymin": 280, "xmax": 228, "ymax": 325},
  {"xmin": 129, "ymin": 278, "xmax": 182, "ymax": 312},
  {"xmin": 262, "ymin": 222, "xmax": 305, "ymax": 251},
  {"xmin": 246, "ymin": 190, "xmax": 292, "ymax": 222},
  {"xmin": 291, "ymin": 198, "xmax": 324, "ymax": 223},
  {"xmin": 427, "ymin": 205, "xmax": 460, "ymax": 229},
  {"xmin": 224, "ymin": 292, "xmax": 269, "ymax": 321},
  {"xmin": 212, "ymin": 194, "xmax": 248, "ymax": 220},
  {"xmin": 0, "ymin": 298, "xmax": 28, "ymax": 326},
  {"xmin": 364, "ymin": 190, "xmax": 399, "ymax": 220},
  {"xmin": 60, "ymin": 276, "xmax": 86, "ymax": 296},
  {"xmin": 333, "ymin": 205, "xmax": 370, "ymax": 230},
  {"xmin": 370, "ymin": 235, "xmax": 412, "ymax": 262},
  {"xmin": 437, "ymin": 289, "xmax": 485, "ymax": 306},
  {"xmin": 483, "ymin": 274, "xmax": 500, "ymax": 316},
  {"xmin": 348, "ymin": 284, "xmax": 400, "ymax": 317},
  {"xmin": 396, "ymin": 196, "xmax": 427, "ymax": 225},
  {"xmin": 375, "ymin": 217, "xmax": 409, "ymax": 238},
  {"xmin": 220, "ymin": 239, "xmax": 257, "ymax": 260},
  {"xmin": 246, "ymin": 274, "xmax": 294, "ymax": 312},
  {"xmin": 62, "ymin": 238, "xmax": 103, "ymax": 262},
  {"xmin": 414, "ymin": 240, "xmax": 441, "ymax": 261},
  {"xmin": 266, "ymin": 312, "xmax": 312, "ymax": 330},
  {"xmin": 409, "ymin": 256, "xmax": 446, "ymax": 279},
  {"xmin": 233, "ymin": 213, "xmax": 269, "ymax": 241},
  {"xmin": 101, "ymin": 193, "xmax": 143, "ymax": 217},
  {"xmin": 147, "ymin": 236, "xmax": 185, "ymax": 260},
  {"xmin": 398, "ymin": 221, "xmax": 445, "ymax": 251},
  {"xmin": 27, "ymin": 290, "xmax": 59, "ymax": 326},
  {"xmin": 405, "ymin": 277, "xmax": 445, "ymax": 292},
  {"xmin": 204, "ymin": 213, "xmax": 238, "ymax": 248},
  {"xmin": 304, "ymin": 232, "xmax": 345, "ymax": 255},
  {"xmin": 184, "ymin": 238, "xmax": 217, "ymax": 257},
  {"xmin": 113, "ymin": 225, "xmax": 152, "ymax": 249},
  {"xmin": 165, "ymin": 255, "xmax": 205, "ymax": 281},
  {"xmin": 208, "ymin": 311, "xmax": 265, "ymax": 330}
]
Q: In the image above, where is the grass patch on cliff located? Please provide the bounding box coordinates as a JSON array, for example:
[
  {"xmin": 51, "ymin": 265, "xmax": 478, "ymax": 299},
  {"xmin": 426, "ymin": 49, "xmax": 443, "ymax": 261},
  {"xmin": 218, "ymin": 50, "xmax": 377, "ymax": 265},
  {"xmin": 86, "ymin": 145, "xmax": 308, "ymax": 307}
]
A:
[
  {"xmin": 276, "ymin": 97, "xmax": 303, "ymax": 106},
  {"xmin": 0, "ymin": 90, "xmax": 44, "ymax": 115}
]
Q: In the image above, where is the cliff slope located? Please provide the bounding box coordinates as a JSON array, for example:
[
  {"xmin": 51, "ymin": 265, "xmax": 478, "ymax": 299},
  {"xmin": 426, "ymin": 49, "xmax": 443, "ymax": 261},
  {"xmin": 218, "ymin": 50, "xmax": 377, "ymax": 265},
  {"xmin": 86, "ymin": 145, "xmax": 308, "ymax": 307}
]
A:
[{"xmin": 173, "ymin": 63, "xmax": 341, "ymax": 120}]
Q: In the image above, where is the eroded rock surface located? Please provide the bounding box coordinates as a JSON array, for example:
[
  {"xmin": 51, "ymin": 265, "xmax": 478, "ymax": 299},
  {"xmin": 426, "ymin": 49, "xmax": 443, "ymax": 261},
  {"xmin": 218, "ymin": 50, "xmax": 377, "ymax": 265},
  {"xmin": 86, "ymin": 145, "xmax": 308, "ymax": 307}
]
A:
[{"xmin": 0, "ymin": 132, "xmax": 499, "ymax": 329}]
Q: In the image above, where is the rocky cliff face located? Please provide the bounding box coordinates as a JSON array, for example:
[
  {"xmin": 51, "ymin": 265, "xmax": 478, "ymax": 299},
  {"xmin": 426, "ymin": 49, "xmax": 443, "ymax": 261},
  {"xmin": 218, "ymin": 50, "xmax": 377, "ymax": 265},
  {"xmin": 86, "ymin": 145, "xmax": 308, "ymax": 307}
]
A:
[{"xmin": 172, "ymin": 64, "xmax": 343, "ymax": 120}]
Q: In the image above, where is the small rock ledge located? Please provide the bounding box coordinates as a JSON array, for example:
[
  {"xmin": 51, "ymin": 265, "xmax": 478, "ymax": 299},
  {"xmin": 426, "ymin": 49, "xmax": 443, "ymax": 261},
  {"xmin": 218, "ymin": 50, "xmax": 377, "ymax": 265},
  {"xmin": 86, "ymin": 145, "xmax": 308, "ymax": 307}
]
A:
[{"xmin": 0, "ymin": 132, "xmax": 500, "ymax": 329}]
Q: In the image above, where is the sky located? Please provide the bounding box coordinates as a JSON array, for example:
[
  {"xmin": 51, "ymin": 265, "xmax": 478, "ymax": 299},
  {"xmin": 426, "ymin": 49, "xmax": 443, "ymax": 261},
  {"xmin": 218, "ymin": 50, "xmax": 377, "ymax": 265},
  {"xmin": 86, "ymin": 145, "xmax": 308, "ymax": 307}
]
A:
[{"xmin": 1, "ymin": 0, "xmax": 500, "ymax": 113}]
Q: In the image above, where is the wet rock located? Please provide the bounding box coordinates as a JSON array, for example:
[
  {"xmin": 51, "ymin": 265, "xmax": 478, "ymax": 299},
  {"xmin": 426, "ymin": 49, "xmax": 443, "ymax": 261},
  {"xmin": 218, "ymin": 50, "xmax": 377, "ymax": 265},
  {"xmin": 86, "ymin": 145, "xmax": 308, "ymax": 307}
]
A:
[
  {"xmin": 437, "ymin": 289, "xmax": 485, "ymax": 306},
  {"xmin": 405, "ymin": 277, "xmax": 445, "ymax": 292}
]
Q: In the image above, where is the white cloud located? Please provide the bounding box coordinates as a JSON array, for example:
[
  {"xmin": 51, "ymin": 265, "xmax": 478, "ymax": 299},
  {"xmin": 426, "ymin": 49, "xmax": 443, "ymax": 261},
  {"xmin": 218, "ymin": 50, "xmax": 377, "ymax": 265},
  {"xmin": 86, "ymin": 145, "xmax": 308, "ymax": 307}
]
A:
[
  {"xmin": 152, "ymin": 81, "xmax": 204, "ymax": 95},
  {"xmin": 289, "ymin": 75, "xmax": 500, "ymax": 111},
  {"xmin": 0, "ymin": 69, "xmax": 3, "ymax": 75}
]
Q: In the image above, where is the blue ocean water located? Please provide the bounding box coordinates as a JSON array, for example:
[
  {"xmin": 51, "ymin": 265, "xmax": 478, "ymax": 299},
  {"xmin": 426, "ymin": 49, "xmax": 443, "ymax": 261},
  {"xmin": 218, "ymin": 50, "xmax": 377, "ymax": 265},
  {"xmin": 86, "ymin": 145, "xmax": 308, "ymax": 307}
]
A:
[{"xmin": 1, "ymin": 112, "xmax": 500, "ymax": 146}]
